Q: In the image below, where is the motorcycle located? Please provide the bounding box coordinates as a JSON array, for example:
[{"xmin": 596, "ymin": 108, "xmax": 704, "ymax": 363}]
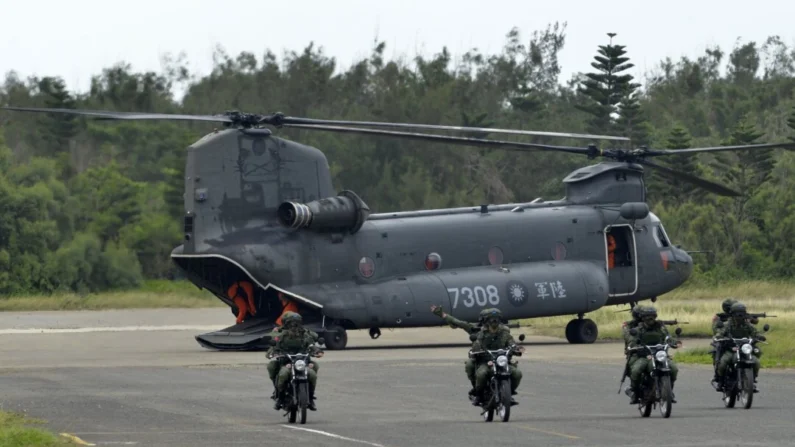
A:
[
  {"xmin": 712, "ymin": 322, "xmax": 769, "ymax": 409},
  {"xmin": 623, "ymin": 327, "xmax": 682, "ymax": 418},
  {"xmin": 268, "ymin": 339, "xmax": 324, "ymax": 424},
  {"xmin": 467, "ymin": 334, "xmax": 526, "ymax": 423}
]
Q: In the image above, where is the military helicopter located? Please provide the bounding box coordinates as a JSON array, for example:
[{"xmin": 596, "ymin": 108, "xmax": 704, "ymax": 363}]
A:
[{"xmin": 4, "ymin": 106, "xmax": 794, "ymax": 351}]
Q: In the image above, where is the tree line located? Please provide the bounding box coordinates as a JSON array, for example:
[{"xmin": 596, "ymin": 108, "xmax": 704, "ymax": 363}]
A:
[{"xmin": 2, "ymin": 24, "xmax": 795, "ymax": 295}]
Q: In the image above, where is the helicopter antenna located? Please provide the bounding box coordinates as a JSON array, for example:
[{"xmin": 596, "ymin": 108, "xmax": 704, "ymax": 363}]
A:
[{"xmin": 4, "ymin": 106, "xmax": 795, "ymax": 197}]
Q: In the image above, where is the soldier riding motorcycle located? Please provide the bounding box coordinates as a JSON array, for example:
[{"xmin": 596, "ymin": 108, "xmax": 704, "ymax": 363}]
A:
[
  {"xmin": 468, "ymin": 309, "xmax": 525, "ymax": 407},
  {"xmin": 621, "ymin": 307, "xmax": 682, "ymax": 417},
  {"xmin": 713, "ymin": 302, "xmax": 770, "ymax": 409},
  {"xmin": 266, "ymin": 312, "xmax": 324, "ymax": 413},
  {"xmin": 431, "ymin": 305, "xmax": 517, "ymax": 399}
]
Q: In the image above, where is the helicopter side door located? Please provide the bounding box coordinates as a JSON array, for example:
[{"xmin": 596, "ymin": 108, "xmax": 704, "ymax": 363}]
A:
[{"xmin": 604, "ymin": 224, "xmax": 638, "ymax": 297}]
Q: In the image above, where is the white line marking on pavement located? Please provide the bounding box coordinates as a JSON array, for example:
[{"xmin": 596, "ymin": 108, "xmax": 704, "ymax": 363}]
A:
[
  {"xmin": 281, "ymin": 425, "xmax": 388, "ymax": 447},
  {"xmin": 0, "ymin": 325, "xmax": 222, "ymax": 335}
]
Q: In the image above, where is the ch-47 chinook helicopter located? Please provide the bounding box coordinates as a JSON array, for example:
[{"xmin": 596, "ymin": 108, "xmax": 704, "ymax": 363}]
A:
[{"xmin": 4, "ymin": 106, "xmax": 795, "ymax": 351}]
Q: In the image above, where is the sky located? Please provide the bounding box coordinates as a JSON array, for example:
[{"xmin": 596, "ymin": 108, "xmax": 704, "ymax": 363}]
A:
[{"xmin": 2, "ymin": 0, "xmax": 794, "ymax": 102}]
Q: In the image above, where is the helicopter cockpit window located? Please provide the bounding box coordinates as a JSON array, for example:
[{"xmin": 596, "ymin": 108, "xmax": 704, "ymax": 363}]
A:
[{"xmin": 655, "ymin": 225, "xmax": 670, "ymax": 248}]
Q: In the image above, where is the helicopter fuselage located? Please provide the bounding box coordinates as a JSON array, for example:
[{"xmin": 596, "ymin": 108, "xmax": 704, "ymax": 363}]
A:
[
  {"xmin": 167, "ymin": 127, "xmax": 693, "ymax": 348},
  {"xmin": 172, "ymin": 199, "xmax": 693, "ymax": 331}
]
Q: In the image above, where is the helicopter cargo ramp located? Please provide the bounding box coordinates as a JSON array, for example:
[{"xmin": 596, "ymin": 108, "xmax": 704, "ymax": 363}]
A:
[
  {"xmin": 194, "ymin": 319, "xmax": 330, "ymax": 351},
  {"xmin": 194, "ymin": 318, "xmax": 277, "ymax": 351}
]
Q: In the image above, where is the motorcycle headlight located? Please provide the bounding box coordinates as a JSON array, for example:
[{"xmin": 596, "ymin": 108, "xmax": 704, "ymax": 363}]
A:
[
  {"xmin": 496, "ymin": 355, "xmax": 508, "ymax": 367},
  {"xmin": 655, "ymin": 351, "xmax": 667, "ymax": 362},
  {"xmin": 294, "ymin": 359, "xmax": 306, "ymax": 371},
  {"xmin": 741, "ymin": 344, "xmax": 753, "ymax": 355}
]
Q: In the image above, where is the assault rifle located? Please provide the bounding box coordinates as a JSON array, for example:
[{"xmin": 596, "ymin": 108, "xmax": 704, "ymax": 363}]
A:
[{"xmin": 659, "ymin": 319, "xmax": 689, "ymax": 326}]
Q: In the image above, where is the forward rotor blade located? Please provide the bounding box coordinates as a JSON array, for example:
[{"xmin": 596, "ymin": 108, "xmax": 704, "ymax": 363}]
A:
[
  {"xmin": 645, "ymin": 142, "xmax": 795, "ymax": 156},
  {"xmin": 636, "ymin": 159, "xmax": 741, "ymax": 197},
  {"xmin": 1, "ymin": 106, "xmax": 234, "ymax": 123},
  {"xmin": 282, "ymin": 123, "xmax": 592, "ymax": 155},
  {"xmin": 276, "ymin": 116, "xmax": 630, "ymax": 142}
]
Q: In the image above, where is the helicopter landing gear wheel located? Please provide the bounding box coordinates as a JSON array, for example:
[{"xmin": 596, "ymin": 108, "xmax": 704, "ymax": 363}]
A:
[
  {"xmin": 323, "ymin": 325, "xmax": 348, "ymax": 350},
  {"xmin": 565, "ymin": 318, "xmax": 598, "ymax": 344}
]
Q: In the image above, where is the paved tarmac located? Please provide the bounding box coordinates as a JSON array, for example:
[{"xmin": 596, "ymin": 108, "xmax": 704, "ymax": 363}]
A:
[{"xmin": 1, "ymin": 308, "xmax": 794, "ymax": 447}]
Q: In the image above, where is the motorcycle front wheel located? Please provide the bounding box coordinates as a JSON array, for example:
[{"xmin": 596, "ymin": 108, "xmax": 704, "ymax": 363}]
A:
[
  {"xmin": 498, "ymin": 380, "xmax": 511, "ymax": 422},
  {"xmin": 658, "ymin": 376, "xmax": 673, "ymax": 418},
  {"xmin": 297, "ymin": 382, "xmax": 309, "ymax": 424},
  {"xmin": 738, "ymin": 368, "xmax": 754, "ymax": 410}
]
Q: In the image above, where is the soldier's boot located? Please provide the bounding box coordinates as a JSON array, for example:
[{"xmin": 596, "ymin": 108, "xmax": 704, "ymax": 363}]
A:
[
  {"xmin": 753, "ymin": 372, "xmax": 759, "ymax": 393},
  {"xmin": 308, "ymin": 382, "xmax": 317, "ymax": 411},
  {"xmin": 270, "ymin": 379, "xmax": 278, "ymax": 400},
  {"xmin": 628, "ymin": 381, "xmax": 640, "ymax": 405},
  {"xmin": 472, "ymin": 388, "xmax": 484, "ymax": 406},
  {"xmin": 670, "ymin": 382, "xmax": 677, "ymax": 404},
  {"xmin": 273, "ymin": 390, "xmax": 284, "ymax": 410}
]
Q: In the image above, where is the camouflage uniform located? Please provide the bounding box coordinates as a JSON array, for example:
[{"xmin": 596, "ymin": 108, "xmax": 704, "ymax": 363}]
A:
[
  {"xmin": 627, "ymin": 307, "xmax": 679, "ymax": 404},
  {"xmin": 715, "ymin": 302, "xmax": 763, "ymax": 390},
  {"xmin": 267, "ymin": 312, "xmax": 323, "ymax": 410},
  {"xmin": 432, "ymin": 306, "xmax": 509, "ymax": 393},
  {"xmin": 471, "ymin": 309, "xmax": 523, "ymax": 403}
]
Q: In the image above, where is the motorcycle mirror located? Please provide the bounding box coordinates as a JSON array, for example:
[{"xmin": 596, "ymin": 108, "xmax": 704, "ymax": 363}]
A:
[
  {"xmin": 716, "ymin": 321, "xmax": 724, "ymax": 329},
  {"xmin": 317, "ymin": 337, "xmax": 325, "ymax": 346},
  {"xmin": 763, "ymin": 324, "xmax": 770, "ymax": 332},
  {"xmin": 518, "ymin": 334, "xmax": 526, "ymax": 342},
  {"xmin": 675, "ymin": 327, "xmax": 682, "ymax": 336},
  {"xmin": 469, "ymin": 333, "xmax": 478, "ymax": 342},
  {"xmin": 629, "ymin": 328, "xmax": 638, "ymax": 336}
]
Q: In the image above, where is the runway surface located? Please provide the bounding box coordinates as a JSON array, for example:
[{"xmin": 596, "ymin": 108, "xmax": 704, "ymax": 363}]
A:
[{"xmin": 1, "ymin": 308, "xmax": 794, "ymax": 447}]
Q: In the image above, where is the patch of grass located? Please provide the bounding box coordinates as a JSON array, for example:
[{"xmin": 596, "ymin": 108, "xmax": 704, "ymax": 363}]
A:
[
  {"xmin": 0, "ymin": 411, "xmax": 77, "ymax": 446},
  {"xmin": 516, "ymin": 280, "xmax": 795, "ymax": 368},
  {"xmin": 0, "ymin": 280, "xmax": 225, "ymax": 311}
]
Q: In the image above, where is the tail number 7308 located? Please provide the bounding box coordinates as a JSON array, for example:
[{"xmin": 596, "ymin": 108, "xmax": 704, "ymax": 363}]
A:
[{"xmin": 447, "ymin": 286, "xmax": 500, "ymax": 308}]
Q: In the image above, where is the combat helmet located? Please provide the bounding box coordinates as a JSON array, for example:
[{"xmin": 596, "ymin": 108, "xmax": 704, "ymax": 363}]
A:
[
  {"xmin": 640, "ymin": 306, "xmax": 658, "ymax": 320},
  {"xmin": 282, "ymin": 311, "xmax": 302, "ymax": 325},
  {"xmin": 722, "ymin": 298, "xmax": 738, "ymax": 314},
  {"xmin": 481, "ymin": 308, "xmax": 503, "ymax": 321},
  {"xmin": 630, "ymin": 305, "xmax": 646, "ymax": 321},
  {"xmin": 730, "ymin": 302, "xmax": 747, "ymax": 316}
]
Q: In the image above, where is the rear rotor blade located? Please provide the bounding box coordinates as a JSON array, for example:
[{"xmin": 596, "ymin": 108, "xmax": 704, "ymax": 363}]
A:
[
  {"xmin": 636, "ymin": 159, "xmax": 741, "ymax": 196},
  {"xmin": 276, "ymin": 116, "xmax": 630, "ymax": 142},
  {"xmin": 2, "ymin": 106, "xmax": 235, "ymax": 123},
  {"xmin": 283, "ymin": 123, "xmax": 593, "ymax": 155}
]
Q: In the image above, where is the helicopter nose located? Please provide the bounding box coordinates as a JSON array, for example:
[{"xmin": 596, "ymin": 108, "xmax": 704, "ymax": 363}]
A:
[{"xmin": 674, "ymin": 248, "xmax": 693, "ymax": 281}]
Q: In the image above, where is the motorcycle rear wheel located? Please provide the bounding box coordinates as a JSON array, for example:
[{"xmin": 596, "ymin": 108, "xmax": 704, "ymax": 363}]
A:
[{"xmin": 723, "ymin": 370, "xmax": 737, "ymax": 408}]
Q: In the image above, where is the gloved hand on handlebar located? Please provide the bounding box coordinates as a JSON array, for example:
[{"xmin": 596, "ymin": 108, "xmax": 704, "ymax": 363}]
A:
[{"xmin": 757, "ymin": 335, "xmax": 767, "ymax": 342}]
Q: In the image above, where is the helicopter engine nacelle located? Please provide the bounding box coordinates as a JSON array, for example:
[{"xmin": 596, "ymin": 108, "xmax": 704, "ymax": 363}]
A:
[{"xmin": 277, "ymin": 190, "xmax": 371, "ymax": 234}]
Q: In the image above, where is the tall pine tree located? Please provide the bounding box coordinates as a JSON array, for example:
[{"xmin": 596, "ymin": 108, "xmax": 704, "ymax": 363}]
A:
[
  {"xmin": 615, "ymin": 81, "xmax": 651, "ymax": 146},
  {"xmin": 656, "ymin": 123, "xmax": 705, "ymax": 203},
  {"xmin": 724, "ymin": 115, "xmax": 772, "ymax": 193},
  {"xmin": 575, "ymin": 33, "xmax": 635, "ymax": 138},
  {"xmin": 36, "ymin": 77, "xmax": 79, "ymax": 179},
  {"xmin": 37, "ymin": 77, "xmax": 78, "ymax": 155},
  {"xmin": 788, "ymin": 105, "xmax": 795, "ymax": 143}
]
